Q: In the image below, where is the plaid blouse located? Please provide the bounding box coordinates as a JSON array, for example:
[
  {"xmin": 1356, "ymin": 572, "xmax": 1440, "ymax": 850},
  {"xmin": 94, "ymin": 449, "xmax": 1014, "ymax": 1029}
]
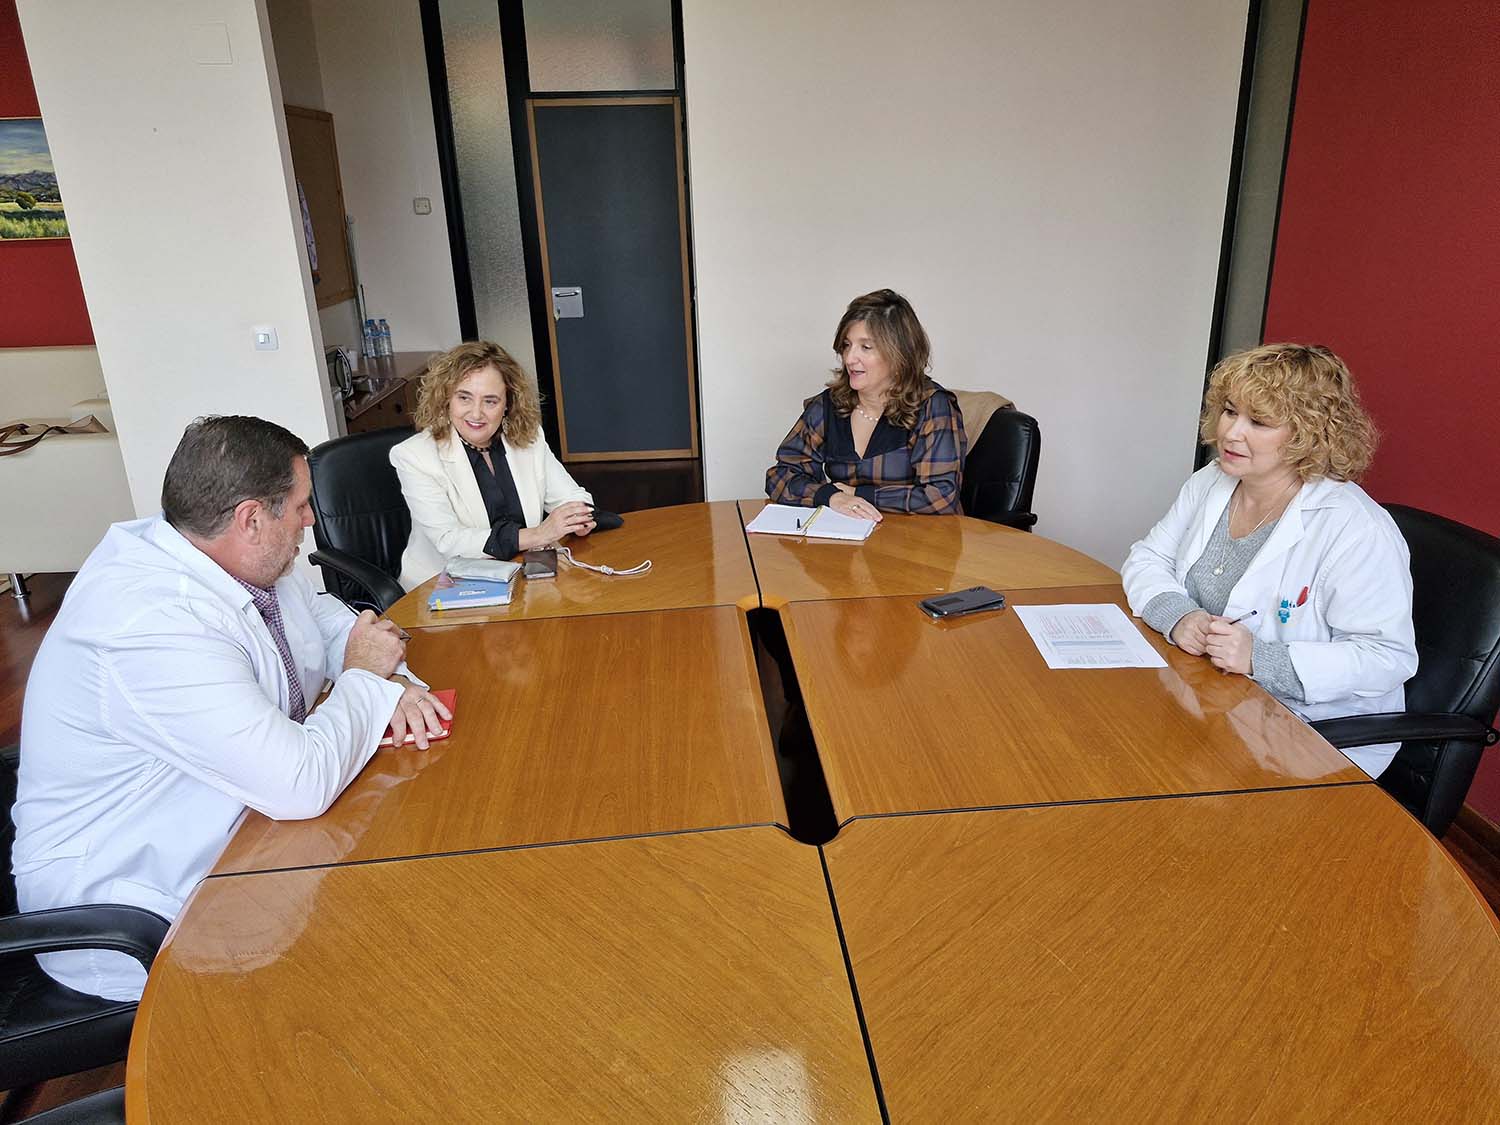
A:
[{"xmin": 765, "ymin": 380, "xmax": 967, "ymax": 515}]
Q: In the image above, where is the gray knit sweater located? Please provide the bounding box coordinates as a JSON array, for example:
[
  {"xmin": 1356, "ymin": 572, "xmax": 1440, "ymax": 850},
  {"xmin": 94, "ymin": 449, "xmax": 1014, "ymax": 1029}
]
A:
[{"xmin": 1140, "ymin": 504, "xmax": 1305, "ymax": 701}]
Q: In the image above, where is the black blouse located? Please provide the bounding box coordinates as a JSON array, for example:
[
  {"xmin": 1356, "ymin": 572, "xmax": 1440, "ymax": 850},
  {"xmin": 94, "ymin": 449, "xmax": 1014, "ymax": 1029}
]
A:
[{"xmin": 463, "ymin": 442, "xmax": 526, "ymax": 559}]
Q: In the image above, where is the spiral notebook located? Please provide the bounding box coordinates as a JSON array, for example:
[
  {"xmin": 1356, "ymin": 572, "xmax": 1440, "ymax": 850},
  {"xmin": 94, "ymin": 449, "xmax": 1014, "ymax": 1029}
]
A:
[{"xmin": 745, "ymin": 503, "xmax": 876, "ymax": 542}]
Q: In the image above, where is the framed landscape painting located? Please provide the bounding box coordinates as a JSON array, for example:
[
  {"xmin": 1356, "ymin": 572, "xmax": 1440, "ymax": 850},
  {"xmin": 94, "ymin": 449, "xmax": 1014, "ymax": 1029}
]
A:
[{"xmin": 0, "ymin": 117, "xmax": 68, "ymax": 240}]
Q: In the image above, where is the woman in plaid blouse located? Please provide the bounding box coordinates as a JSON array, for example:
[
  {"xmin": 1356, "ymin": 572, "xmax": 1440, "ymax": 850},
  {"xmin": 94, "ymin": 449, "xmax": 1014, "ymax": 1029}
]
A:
[{"xmin": 766, "ymin": 289, "xmax": 967, "ymax": 518}]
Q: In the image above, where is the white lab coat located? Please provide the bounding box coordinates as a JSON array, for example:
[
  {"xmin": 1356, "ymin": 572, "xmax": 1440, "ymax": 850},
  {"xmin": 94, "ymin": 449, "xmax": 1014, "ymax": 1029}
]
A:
[
  {"xmin": 1122, "ymin": 463, "xmax": 1417, "ymax": 777},
  {"xmin": 12, "ymin": 515, "xmax": 409, "ymax": 1000},
  {"xmin": 389, "ymin": 427, "xmax": 591, "ymax": 590}
]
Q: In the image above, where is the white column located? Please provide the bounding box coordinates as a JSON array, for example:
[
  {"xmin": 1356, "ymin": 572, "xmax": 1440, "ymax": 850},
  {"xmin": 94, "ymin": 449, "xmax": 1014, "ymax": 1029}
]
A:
[{"xmin": 17, "ymin": 0, "xmax": 337, "ymax": 517}]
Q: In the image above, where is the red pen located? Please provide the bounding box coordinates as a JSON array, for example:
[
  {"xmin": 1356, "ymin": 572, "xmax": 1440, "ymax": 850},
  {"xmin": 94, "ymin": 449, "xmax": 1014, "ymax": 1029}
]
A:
[{"xmin": 1296, "ymin": 586, "xmax": 1309, "ymax": 607}]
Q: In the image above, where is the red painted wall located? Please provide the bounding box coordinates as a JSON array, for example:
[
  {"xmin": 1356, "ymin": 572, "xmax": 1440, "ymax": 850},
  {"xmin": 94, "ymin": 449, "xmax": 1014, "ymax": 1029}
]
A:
[
  {"xmin": 1264, "ymin": 0, "xmax": 1500, "ymax": 820},
  {"xmin": 0, "ymin": 0, "xmax": 94, "ymax": 347}
]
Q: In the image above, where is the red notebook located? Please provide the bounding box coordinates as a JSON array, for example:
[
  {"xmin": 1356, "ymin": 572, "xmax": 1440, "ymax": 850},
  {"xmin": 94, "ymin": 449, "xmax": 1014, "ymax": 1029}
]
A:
[{"xmin": 379, "ymin": 688, "xmax": 457, "ymax": 747}]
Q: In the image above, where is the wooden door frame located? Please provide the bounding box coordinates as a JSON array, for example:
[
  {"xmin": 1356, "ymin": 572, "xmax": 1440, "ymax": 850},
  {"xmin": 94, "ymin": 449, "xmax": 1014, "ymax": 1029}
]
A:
[{"xmin": 525, "ymin": 95, "xmax": 701, "ymax": 463}]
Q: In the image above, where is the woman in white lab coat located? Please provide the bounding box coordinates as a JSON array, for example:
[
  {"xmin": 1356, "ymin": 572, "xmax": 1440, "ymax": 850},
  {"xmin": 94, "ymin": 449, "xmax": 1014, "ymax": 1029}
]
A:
[{"xmin": 1122, "ymin": 343, "xmax": 1416, "ymax": 777}]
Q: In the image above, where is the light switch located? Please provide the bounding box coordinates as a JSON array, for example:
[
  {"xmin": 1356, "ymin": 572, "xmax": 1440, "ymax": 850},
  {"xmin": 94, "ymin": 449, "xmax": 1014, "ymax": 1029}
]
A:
[
  {"xmin": 253, "ymin": 325, "xmax": 279, "ymax": 351},
  {"xmin": 413, "ymin": 197, "xmax": 432, "ymax": 215}
]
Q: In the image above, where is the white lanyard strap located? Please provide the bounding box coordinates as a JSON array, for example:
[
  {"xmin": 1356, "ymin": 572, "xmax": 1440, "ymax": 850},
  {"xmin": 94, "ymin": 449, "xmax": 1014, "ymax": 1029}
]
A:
[{"xmin": 556, "ymin": 545, "xmax": 652, "ymax": 577}]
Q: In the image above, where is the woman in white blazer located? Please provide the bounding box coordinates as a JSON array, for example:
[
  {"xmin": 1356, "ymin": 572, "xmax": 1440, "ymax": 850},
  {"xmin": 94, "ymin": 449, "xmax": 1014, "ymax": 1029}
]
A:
[
  {"xmin": 390, "ymin": 340, "xmax": 594, "ymax": 589},
  {"xmin": 1123, "ymin": 344, "xmax": 1416, "ymax": 777}
]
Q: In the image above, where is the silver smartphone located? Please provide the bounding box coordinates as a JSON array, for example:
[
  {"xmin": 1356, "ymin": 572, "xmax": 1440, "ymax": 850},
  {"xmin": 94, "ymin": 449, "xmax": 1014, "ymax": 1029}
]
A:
[{"xmin": 522, "ymin": 548, "xmax": 557, "ymax": 579}]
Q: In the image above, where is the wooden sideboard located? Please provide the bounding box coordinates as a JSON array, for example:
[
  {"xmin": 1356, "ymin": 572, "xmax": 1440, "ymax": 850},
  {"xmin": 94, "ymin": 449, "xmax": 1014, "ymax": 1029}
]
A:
[{"xmin": 342, "ymin": 351, "xmax": 433, "ymax": 434}]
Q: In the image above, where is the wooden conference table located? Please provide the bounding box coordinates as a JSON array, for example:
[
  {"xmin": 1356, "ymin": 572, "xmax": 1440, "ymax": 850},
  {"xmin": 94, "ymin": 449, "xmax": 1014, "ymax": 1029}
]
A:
[{"xmin": 129, "ymin": 503, "xmax": 1500, "ymax": 1121}]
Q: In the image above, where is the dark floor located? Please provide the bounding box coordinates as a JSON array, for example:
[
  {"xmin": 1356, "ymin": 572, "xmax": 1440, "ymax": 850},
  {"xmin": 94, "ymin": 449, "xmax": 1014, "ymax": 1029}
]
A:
[
  {"xmin": 0, "ymin": 572, "xmax": 70, "ymax": 746},
  {"xmin": 0, "ymin": 1064, "xmax": 122, "ymax": 1123},
  {"xmin": 564, "ymin": 457, "xmax": 703, "ymax": 514}
]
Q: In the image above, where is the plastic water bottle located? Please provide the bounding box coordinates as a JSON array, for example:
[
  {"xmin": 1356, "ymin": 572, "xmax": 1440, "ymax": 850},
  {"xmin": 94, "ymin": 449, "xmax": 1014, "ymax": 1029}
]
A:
[
  {"xmin": 362, "ymin": 319, "xmax": 378, "ymax": 359},
  {"xmin": 377, "ymin": 319, "xmax": 393, "ymax": 357}
]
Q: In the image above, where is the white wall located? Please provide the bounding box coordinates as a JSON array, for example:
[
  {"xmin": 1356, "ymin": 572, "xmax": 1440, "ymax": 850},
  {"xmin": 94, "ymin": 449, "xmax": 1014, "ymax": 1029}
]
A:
[
  {"xmin": 0, "ymin": 347, "xmax": 105, "ymax": 419},
  {"xmin": 266, "ymin": 0, "xmax": 326, "ymax": 109},
  {"xmin": 682, "ymin": 0, "xmax": 1248, "ymax": 567},
  {"xmin": 18, "ymin": 0, "xmax": 339, "ymax": 518},
  {"xmin": 308, "ymin": 0, "xmax": 461, "ymax": 354},
  {"xmin": 266, "ymin": 0, "xmax": 367, "ymax": 358}
]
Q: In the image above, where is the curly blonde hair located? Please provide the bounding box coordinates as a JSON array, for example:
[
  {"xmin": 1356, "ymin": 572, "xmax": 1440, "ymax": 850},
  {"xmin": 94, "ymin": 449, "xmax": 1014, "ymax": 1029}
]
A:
[
  {"xmin": 1200, "ymin": 343, "xmax": 1376, "ymax": 481},
  {"xmin": 413, "ymin": 340, "xmax": 542, "ymax": 448},
  {"xmin": 827, "ymin": 289, "xmax": 933, "ymax": 430}
]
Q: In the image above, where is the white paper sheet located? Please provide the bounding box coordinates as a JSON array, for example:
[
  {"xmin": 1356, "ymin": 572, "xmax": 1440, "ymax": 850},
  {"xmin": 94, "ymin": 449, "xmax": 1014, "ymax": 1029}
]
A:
[{"xmin": 1013, "ymin": 603, "xmax": 1167, "ymax": 669}]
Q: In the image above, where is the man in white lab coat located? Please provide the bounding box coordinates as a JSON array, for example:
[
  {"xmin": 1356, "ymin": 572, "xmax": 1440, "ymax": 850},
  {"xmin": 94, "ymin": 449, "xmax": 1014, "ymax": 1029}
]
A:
[{"xmin": 12, "ymin": 416, "xmax": 449, "ymax": 1000}]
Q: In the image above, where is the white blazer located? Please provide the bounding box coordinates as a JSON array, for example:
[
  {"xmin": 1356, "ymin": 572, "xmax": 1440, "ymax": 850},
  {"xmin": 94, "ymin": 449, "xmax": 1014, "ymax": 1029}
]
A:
[
  {"xmin": 1122, "ymin": 463, "xmax": 1417, "ymax": 777},
  {"xmin": 389, "ymin": 427, "xmax": 591, "ymax": 590}
]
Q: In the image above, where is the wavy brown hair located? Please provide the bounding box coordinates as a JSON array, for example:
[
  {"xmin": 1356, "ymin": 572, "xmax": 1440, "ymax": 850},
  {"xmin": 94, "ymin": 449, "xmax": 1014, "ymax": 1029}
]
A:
[
  {"xmin": 827, "ymin": 289, "xmax": 933, "ymax": 430},
  {"xmin": 414, "ymin": 340, "xmax": 542, "ymax": 448},
  {"xmin": 1200, "ymin": 343, "xmax": 1377, "ymax": 481}
]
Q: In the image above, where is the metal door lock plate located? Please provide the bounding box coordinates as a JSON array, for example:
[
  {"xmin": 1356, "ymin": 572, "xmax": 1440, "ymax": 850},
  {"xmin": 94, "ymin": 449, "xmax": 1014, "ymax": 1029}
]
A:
[{"xmin": 552, "ymin": 286, "xmax": 584, "ymax": 319}]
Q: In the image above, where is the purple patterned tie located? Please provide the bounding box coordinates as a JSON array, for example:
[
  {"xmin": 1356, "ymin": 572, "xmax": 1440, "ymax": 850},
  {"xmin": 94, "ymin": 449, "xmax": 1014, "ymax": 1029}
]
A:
[{"xmin": 235, "ymin": 579, "xmax": 307, "ymax": 723}]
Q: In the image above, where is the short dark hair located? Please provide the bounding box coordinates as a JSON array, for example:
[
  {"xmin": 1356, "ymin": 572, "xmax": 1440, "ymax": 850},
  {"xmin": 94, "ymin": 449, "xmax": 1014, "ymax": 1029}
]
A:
[{"xmin": 162, "ymin": 416, "xmax": 310, "ymax": 538}]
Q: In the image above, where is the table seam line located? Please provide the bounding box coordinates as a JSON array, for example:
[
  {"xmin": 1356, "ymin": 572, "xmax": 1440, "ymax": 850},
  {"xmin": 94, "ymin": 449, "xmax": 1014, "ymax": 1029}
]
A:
[
  {"xmin": 832, "ymin": 778, "xmax": 1376, "ymax": 829},
  {"xmin": 207, "ymin": 818, "xmax": 794, "ymax": 880},
  {"xmin": 818, "ymin": 844, "xmax": 891, "ymax": 1124}
]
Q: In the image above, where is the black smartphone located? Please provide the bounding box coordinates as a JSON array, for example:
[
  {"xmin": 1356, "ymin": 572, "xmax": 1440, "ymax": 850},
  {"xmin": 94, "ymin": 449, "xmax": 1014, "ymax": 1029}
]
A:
[
  {"xmin": 919, "ymin": 586, "xmax": 1006, "ymax": 620},
  {"xmin": 522, "ymin": 548, "xmax": 557, "ymax": 579}
]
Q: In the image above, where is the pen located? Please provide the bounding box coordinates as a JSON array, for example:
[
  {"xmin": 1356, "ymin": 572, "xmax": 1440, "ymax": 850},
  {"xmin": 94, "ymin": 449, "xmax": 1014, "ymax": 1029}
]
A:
[
  {"xmin": 1226, "ymin": 609, "xmax": 1258, "ymax": 626},
  {"xmin": 319, "ymin": 591, "xmax": 411, "ymax": 641}
]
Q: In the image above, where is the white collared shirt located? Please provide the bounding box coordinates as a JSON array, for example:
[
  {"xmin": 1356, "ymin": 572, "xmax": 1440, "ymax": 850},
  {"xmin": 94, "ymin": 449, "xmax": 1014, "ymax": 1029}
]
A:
[{"xmin": 12, "ymin": 515, "xmax": 407, "ymax": 1000}]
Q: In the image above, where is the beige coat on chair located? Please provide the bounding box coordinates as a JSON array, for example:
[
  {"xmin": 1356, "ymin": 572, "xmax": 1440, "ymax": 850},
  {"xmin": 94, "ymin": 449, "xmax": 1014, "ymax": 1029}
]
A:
[{"xmin": 389, "ymin": 428, "xmax": 591, "ymax": 590}]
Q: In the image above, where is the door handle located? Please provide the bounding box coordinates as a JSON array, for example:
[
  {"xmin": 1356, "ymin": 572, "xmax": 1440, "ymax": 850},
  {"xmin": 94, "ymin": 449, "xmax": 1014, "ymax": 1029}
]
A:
[{"xmin": 552, "ymin": 287, "xmax": 584, "ymax": 320}]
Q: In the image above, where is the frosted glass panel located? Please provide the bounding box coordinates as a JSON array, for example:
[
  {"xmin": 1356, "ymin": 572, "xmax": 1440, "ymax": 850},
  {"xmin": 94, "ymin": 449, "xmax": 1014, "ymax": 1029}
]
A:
[
  {"xmin": 438, "ymin": 0, "xmax": 537, "ymax": 379},
  {"xmin": 524, "ymin": 0, "xmax": 674, "ymax": 91}
]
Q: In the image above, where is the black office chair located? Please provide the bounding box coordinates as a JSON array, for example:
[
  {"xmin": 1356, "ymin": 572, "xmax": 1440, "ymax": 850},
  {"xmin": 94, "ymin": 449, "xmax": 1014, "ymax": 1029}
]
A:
[
  {"xmin": 0, "ymin": 745, "xmax": 168, "ymax": 1098},
  {"xmin": 10, "ymin": 1086, "xmax": 125, "ymax": 1124},
  {"xmin": 306, "ymin": 427, "xmax": 413, "ymax": 613},
  {"xmin": 1310, "ymin": 505, "xmax": 1500, "ymax": 836},
  {"xmin": 961, "ymin": 407, "xmax": 1040, "ymax": 530}
]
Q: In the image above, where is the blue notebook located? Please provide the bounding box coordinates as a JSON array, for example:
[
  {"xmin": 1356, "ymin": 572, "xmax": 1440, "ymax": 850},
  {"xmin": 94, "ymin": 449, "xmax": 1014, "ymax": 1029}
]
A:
[{"xmin": 427, "ymin": 576, "xmax": 513, "ymax": 611}]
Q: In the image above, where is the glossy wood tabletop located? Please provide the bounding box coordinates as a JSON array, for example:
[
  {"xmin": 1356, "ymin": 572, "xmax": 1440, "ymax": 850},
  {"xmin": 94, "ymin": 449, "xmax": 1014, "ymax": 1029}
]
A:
[
  {"xmin": 388, "ymin": 500, "xmax": 759, "ymax": 629},
  {"xmin": 213, "ymin": 606, "xmax": 784, "ymax": 873},
  {"xmin": 133, "ymin": 827, "xmax": 882, "ymax": 1123},
  {"xmin": 782, "ymin": 585, "xmax": 1364, "ymax": 820},
  {"xmin": 738, "ymin": 498, "xmax": 1117, "ymax": 605},
  {"xmin": 822, "ymin": 784, "xmax": 1500, "ymax": 1120}
]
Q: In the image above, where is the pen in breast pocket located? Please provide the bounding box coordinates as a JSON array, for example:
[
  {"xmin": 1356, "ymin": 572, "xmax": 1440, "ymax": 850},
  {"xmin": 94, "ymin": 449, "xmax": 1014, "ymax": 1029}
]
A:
[{"xmin": 1226, "ymin": 609, "xmax": 1259, "ymax": 626}]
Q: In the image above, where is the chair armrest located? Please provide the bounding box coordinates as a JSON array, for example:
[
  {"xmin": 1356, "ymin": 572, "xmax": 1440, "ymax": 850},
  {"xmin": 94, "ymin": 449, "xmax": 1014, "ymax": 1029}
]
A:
[
  {"xmin": 309, "ymin": 547, "xmax": 405, "ymax": 613},
  {"xmin": 0, "ymin": 904, "xmax": 169, "ymax": 970},
  {"xmin": 1310, "ymin": 712, "xmax": 1499, "ymax": 750},
  {"xmin": 983, "ymin": 510, "xmax": 1038, "ymax": 531}
]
